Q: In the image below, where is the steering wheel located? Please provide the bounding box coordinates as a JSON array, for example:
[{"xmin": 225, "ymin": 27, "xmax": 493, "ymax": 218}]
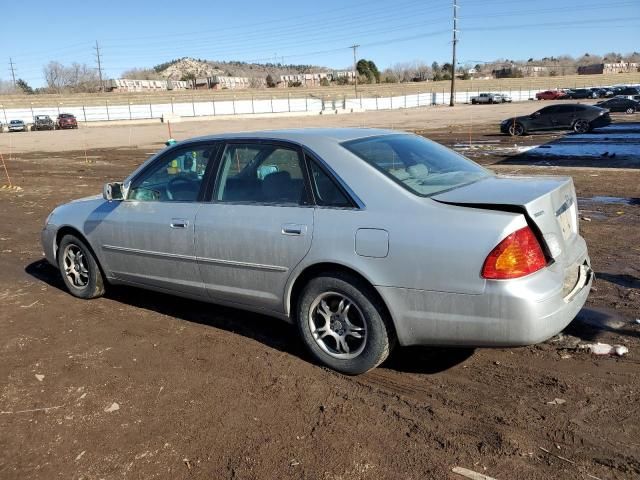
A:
[{"xmin": 166, "ymin": 176, "xmax": 198, "ymax": 201}]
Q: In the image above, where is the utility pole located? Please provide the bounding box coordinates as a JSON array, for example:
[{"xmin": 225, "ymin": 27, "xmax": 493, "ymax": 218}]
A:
[
  {"xmin": 9, "ymin": 58, "xmax": 16, "ymax": 86},
  {"xmin": 449, "ymin": 0, "xmax": 458, "ymax": 107},
  {"xmin": 350, "ymin": 44, "xmax": 359, "ymax": 96},
  {"xmin": 94, "ymin": 41, "xmax": 104, "ymax": 92}
]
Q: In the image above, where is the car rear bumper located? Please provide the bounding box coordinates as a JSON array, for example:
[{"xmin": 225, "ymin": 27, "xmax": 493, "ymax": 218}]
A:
[{"xmin": 377, "ymin": 239, "xmax": 592, "ymax": 347}]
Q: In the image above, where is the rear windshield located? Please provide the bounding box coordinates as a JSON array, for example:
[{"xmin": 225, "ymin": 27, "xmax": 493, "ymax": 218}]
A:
[{"xmin": 342, "ymin": 134, "xmax": 490, "ymax": 196}]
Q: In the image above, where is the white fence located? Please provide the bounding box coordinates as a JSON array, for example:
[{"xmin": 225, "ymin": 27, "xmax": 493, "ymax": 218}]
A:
[{"xmin": 0, "ymin": 87, "xmax": 588, "ymax": 125}]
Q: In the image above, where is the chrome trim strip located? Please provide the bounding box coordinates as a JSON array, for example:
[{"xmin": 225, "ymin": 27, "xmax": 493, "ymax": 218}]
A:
[
  {"xmin": 196, "ymin": 256, "xmax": 288, "ymax": 272},
  {"xmin": 102, "ymin": 244, "xmax": 287, "ymax": 272},
  {"xmin": 103, "ymin": 244, "xmax": 196, "ymax": 262}
]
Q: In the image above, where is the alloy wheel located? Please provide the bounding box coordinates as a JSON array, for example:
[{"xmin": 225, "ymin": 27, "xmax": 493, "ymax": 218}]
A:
[
  {"xmin": 62, "ymin": 244, "xmax": 90, "ymax": 288},
  {"xmin": 308, "ymin": 292, "xmax": 367, "ymax": 359}
]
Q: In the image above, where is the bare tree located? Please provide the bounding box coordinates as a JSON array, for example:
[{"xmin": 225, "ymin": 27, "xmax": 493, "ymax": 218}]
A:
[
  {"xmin": 120, "ymin": 68, "xmax": 163, "ymax": 80},
  {"xmin": 43, "ymin": 61, "xmax": 99, "ymax": 93},
  {"xmin": 0, "ymin": 78, "xmax": 15, "ymax": 94}
]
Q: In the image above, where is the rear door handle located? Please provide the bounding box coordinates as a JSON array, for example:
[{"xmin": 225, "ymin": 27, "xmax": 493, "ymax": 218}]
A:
[
  {"xmin": 282, "ymin": 223, "xmax": 306, "ymax": 235},
  {"xmin": 170, "ymin": 218, "xmax": 189, "ymax": 229}
]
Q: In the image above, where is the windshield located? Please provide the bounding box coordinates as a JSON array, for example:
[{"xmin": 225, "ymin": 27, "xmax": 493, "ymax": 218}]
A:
[{"xmin": 342, "ymin": 134, "xmax": 491, "ymax": 196}]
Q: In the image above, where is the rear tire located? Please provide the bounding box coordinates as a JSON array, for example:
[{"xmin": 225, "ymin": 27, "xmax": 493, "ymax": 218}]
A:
[
  {"xmin": 296, "ymin": 273, "xmax": 395, "ymax": 375},
  {"xmin": 573, "ymin": 119, "xmax": 590, "ymax": 133},
  {"xmin": 58, "ymin": 234, "xmax": 105, "ymax": 299},
  {"xmin": 626, "ymin": 107, "xmax": 635, "ymax": 114}
]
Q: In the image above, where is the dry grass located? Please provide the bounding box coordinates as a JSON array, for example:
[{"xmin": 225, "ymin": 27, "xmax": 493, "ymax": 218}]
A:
[{"xmin": 1, "ymin": 72, "xmax": 638, "ymax": 108}]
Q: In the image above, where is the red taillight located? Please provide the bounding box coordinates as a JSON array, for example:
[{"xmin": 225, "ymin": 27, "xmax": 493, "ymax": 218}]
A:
[{"xmin": 481, "ymin": 226, "xmax": 547, "ymax": 280}]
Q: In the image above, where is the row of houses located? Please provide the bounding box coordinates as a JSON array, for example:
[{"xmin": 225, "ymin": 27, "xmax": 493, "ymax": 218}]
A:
[
  {"xmin": 487, "ymin": 62, "xmax": 639, "ymax": 78},
  {"xmin": 280, "ymin": 71, "xmax": 357, "ymax": 87},
  {"xmin": 106, "ymin": 79, "xmax": 190, "ymax": 92},
  {"xmin": 578, "ymin": 62, "xmax": 639, "ymax": 75},
  {"xmin": 107, "ymin": 71, "xmax": 358, "ymax": 92}
]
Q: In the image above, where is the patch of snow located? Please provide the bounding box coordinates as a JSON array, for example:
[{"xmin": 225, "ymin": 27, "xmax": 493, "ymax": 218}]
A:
[{"xmin": 527, "ymin": 143, "xmax": 639, "ymax": 158}]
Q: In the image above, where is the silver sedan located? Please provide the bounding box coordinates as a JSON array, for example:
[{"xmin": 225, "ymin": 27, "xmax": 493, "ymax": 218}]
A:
[{"xmin": 41, "ymin": 128, "xmax": 592, "ymax": 374}]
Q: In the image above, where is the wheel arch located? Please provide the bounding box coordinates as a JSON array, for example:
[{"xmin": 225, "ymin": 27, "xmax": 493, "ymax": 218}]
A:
[
  {"xmin": 286, "ymin": 262, "xmax": 397, "ymax": 337},
  {"xmin": 55, "ymin": 226, "xmax": 107, "ymax": 278}
]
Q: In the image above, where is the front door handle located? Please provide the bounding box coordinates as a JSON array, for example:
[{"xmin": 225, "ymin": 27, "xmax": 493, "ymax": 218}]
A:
[
  {"xmin": 282, "ymin": 223, "xmax": 306, "ymax": 235},
  {"xmin": 170, "ymin": 218, "xmax": 189, "ymax": 229}
]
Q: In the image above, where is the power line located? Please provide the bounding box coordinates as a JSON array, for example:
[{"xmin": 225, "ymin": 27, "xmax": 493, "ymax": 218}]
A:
[
  {"xmin": 350, "ymin": 45, "xmax": 360, "ymax": 96},
  {"xmin": 450, "ymin": 0, "xmax": 458, "ymax": 107},
  {"xmin": 9, "ymin": 58, "xmax": 17, "ymax": 86},
  {"xmin": 94, "ymin": 41, "xmax": 104, "ymax": 92}
]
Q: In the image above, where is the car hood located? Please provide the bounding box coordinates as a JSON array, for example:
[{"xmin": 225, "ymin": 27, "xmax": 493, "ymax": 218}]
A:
[{"xmin": 432, "ymin": 175, "xmax": 580, "ymax": 261}]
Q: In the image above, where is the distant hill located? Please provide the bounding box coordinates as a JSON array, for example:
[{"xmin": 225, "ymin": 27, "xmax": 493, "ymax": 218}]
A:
[{"xmin": 121, "ymin": 57, "xmax": 332, "ymax": 81}]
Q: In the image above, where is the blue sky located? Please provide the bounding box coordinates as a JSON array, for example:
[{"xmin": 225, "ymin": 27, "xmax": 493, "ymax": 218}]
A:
[{"xmin": 4, "ymin": 0, "xmax": 639, "ymax": 87}]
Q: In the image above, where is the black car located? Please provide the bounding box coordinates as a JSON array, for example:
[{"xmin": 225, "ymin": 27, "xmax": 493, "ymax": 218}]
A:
[
  {"xmin": 596, "ymin": 97, "xmax": 640, "ymax": 114},
  {"xmin": 500, "ymin": 104, "xmax": 611, "ymax": 136},
  {"xmin": 612, "ymin": 86, "xmax": 640, "ymax": 97},
  {"xmin": 564, "ymin": 88, "xmax": 597, "ymax": 99},
  {"xmin": 590, "ymin": 87, "xmax": 614, "ymax": 98}
]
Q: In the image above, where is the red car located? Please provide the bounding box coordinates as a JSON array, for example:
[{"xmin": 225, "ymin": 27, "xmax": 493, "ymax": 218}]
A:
[
  {"xmin": 536, "ymin": 90, "xmax": 567, "ymax": 100},
  {"xmin": 56, "ymin": 113, "xmax": 78, "ymax": 129}
]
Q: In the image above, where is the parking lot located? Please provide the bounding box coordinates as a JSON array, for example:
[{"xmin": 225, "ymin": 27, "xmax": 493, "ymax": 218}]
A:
[{"xmin": 1, "ymin": 105, "xmax": 639, "ymax": 479}]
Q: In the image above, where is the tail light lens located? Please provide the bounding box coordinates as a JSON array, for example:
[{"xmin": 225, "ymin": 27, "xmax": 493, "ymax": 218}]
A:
[{"xmin": 481, "ymin": 226, "xmax": 547, "ymax": 279}]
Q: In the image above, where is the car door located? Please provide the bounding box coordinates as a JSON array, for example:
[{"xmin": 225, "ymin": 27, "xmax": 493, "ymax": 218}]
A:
[
  {"xmin": 101, "ymin": 143, "xmax": 218, "ymax": 296},
  {"xmin": 528, "ymin": 106, "xmax": 558, "ymax": 131},
  {"xmin": 552, "ymin": 105, "xmax": 576, "ymax": 128},
  {"xmin": 194, "ymin": 141, "xmax": 314, "ymax": 313}
]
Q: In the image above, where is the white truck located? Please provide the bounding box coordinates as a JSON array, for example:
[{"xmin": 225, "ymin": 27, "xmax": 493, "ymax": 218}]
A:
[{"xmin": 470, "ymin": 93, "xmax": 511, "ymax": 104}]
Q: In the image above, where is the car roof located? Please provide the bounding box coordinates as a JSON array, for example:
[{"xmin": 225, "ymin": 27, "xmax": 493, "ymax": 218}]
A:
[{"xmin": 187, "ymin": 128, "xmax": 403, "ymax": 145}]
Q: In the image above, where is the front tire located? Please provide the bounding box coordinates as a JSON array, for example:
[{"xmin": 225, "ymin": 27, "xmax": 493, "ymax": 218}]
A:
[
  {"xmin": 508, "ymin": 122, "xmax": 525, "ymax": 136},
  {"xmin": 297, "ymin": 273, "xmax": 394, "ymax": 375},
  {"xmin": 626, "ymin": 107, "xmax": 635, "ymax": 114},
  {"xmin": 573, "ymin": 119, "xmax": 590, "ymax": 133},
  {"xmin": 58, "ymin": 234, "xmax": 105, "ymax": 299}
]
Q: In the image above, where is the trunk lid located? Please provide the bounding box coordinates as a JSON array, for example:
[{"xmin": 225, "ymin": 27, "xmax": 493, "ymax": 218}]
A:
[{"xmin": 432, "ymin": 175, "xmax": 579, "ymax": 261}]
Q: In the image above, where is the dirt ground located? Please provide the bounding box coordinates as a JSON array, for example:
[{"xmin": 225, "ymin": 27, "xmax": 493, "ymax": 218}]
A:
[{"xmin": 0, "ymin": 106, "xmax": 639, "ymax": 480}]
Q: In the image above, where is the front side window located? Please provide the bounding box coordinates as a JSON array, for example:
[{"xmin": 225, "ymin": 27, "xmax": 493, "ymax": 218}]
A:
[
  {"xmin": 128, "ymin": 146, "xmax": 215, "ymax": 202},
  {"xmin": 343, "ymin": 134, "xmax": 490, "ymax": 197},
  {"xmin": 215, "ymin": 143, "xmax": 307, "ymax": 205}
]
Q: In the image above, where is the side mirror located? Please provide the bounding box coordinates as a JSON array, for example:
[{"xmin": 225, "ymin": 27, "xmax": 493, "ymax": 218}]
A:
[
  {"xmin": 531, "ymin": 111, "xmax": 541, "ymax": 118},
  {"xmin": 103, "ymin": 182, "xmax": 124, "ymax": 201}
]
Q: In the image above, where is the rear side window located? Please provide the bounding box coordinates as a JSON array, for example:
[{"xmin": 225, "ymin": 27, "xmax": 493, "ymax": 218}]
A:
[
  {"xmin": 306, "ymin": 155, "xmax": 353, "ymax": 207},
  {"xmin": 343, "ymin": 134, "xmax": 490, "ymax": 197},
  {"xmin": 215, "ymin": 143, "xmax": 307, "ymax": 205}
]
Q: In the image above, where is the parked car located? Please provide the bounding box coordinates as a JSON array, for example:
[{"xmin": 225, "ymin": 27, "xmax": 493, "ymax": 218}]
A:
[
  {"xmin": 33, "ymin": 115, "xmax": 55, "ymax": 131},
  {"xmin": 8, "ymin": 120, "xmax": 27, "ymax": 132},
  {"xmin": 470, "ymin": 93, "xmax": 509, "ymax": 104},
  {"xmin": 611, "ymin": 86, "xmax": 640, "ymax": 99},
  {"xmin": 564, "ymin": 88, "xmax": 598, "ymax": 99},
  {"xmin": 41, "ymin": 128, "xmax": 593, "ymax": 374},
  {"xmin": 589, "ymin": 87, "xmax": 614, "ymax": 98},
  {"xmin": 56, "ymin": 113, "xmax": 78, "ymax": 129},
  {"xmin": 596, "ymin": 97, "xmax": 640, "ymax": 114},
  {"xmin": 535, "ymin": 90, "xmax": 567, "ymax": 100},
  {"xmin": 500, "ymin": 104, "xmax": 610, "ymax": 136}
]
